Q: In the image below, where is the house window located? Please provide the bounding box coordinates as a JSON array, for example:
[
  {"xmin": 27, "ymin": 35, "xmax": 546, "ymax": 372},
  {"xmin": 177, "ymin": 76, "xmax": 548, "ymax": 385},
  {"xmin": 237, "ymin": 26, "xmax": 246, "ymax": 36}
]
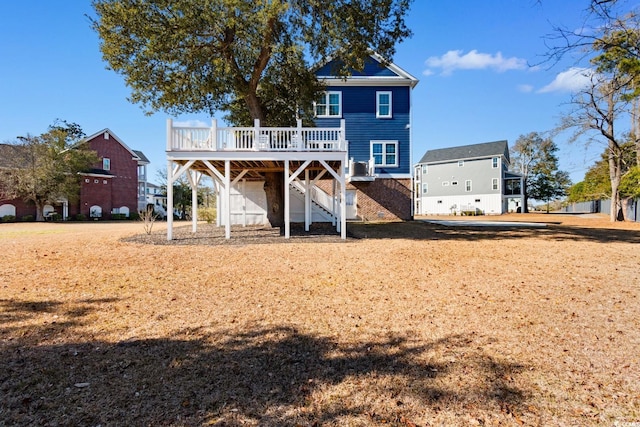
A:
[
  {"xmin": 422, "ymin": 183, "xmax": 428, "ymax": 194},
  {"xmin": 475, "ymin": 199, "xmax": 481, "ymax": 203},
  {"xmin": 458, "ymin": 160, "xmax": 464, "ymax": 167},
  {"xmin": 465, "ymin": 180, "xmax": 472, "ymax": 192},
  {"xmin": 103, "ymin": 180, "xmax": 108, "ymax": 185},
  {"xmin": 437, "ymin": 200, "xmax": 443, "ymax": 204},
  {"xmin": 371, "ymin": 141, "xmax": 398, "ymax": 167},
  {"xmin": 84, "ymin": 178, "xmax": 90, "ymax": 183},
  {"xmin": 492, "ymin": 178, "xmax": 499, "ymax": 190},
  {"xmin": 451, "ymin": 181, "xmax": 458, "ymax": 186},
  {"xmin": 442, "ymin": 181, "xmax": 449, "ymax": 186},
  {"xmin": 492, "ymin": 157, "xmax": 499, "ymax": 168},
  {"xmin": 422, "ymin": 165, "xmax": 428, "ymax": 174},
  {"xmin": 315, "ymin": 91, "xmax": 342, "ymax": 117},
  {"xmin": 376, "ymin": 91, "xmax": 392, "ymax": 118},
  {"xmin": 94, "ymin": 179, "xmax": 99, "ymax": 184},
  {"xmin": 103, "ymin": 157, "xmax": 110, "ymax": 171}
]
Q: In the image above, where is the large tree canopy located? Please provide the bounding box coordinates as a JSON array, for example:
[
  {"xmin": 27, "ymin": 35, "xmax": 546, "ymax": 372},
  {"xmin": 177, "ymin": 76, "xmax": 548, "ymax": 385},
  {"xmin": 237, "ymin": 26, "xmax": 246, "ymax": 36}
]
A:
[
  {"xmin": 91, "ymin": 0, "xmax": 413, "ymax": 126},
  {"xmin": 0, "ymin": 121, "xmax": 98, "ymax": 221}
]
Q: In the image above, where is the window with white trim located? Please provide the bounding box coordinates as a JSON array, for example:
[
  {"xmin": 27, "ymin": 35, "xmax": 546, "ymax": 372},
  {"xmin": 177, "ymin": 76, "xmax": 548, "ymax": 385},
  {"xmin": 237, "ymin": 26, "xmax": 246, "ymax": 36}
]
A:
[
  {"xmin": 442, "ymin": 181, "xmax": 449, "ymax": 186},
  {"xmin": 315, "ymin": 91, "xmax": 342, "ymax": 117},
  {"xmin": 458, "ymin": 160, "xmax": 464, "ymax": 167},
  {"xmin": 422, "ymin": 165, "xmax": 428, "ymax": 174},
  {"xmin": 492, "ymin": 178, "xmax": 499, "ymax": 190},
  {"xmin": 371, "ymin": 141, "xmax": 398, "ymax": 167},
  {"xmin": 492, "ymin": 157, "xmax": 499, "ymax": 168},
  {"xmin": 103, "ymin": 157, "xmax": 110, "ymax": 171},
  {"xmin": 422, "ymin": 183, "xmax": 428, "ymax": 194},
  {"xmin": 376, "ymin": 91, "xmax": 392, "ymax": 118},
  {"xmin": 465, "ymin": 180, "xmax": 472, "ymax": 192}
]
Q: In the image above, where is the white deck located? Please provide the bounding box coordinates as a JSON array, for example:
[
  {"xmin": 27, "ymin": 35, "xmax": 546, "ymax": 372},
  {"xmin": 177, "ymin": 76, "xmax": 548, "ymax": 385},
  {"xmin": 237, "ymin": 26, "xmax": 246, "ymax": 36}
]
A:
[{"xmin": 165, "ymin": 119, "xmax": 349, "ymax": 240}]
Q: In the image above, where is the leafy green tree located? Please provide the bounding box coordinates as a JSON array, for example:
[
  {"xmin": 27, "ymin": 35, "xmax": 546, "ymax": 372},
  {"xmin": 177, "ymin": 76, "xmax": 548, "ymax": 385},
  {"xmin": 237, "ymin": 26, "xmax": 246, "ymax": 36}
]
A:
[
  {"xmin": 0, "ymin": 121, "xmax": 98, "ymax": 221},
  {"xmin": 91, "ymin": 0, "xmax": 413, "ymax": 226},
  {"xmin": 510, "ymin": 132, "xmax": 566, "ymax": 212},
  {"xmin": 619, "ymin": 165, "xmax": 640, "ymax": 198},
  {"xmin": 529, "ymin": 170, "xmax": 572, "ymax": 212}
]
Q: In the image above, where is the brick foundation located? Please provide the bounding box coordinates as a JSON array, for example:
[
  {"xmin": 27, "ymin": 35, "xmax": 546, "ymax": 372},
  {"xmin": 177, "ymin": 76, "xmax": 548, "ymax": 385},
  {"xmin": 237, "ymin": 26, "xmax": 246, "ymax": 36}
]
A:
[{"xmin": 317, "ymin": 178, "xmax": 413, "ymax": 221}]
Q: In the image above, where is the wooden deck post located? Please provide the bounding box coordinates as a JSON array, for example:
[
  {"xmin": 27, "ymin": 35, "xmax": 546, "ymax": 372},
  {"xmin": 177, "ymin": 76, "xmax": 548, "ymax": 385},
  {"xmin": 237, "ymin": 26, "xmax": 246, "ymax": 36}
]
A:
[
  {"xmin": 284, "ymin": 159, "xmax": 290, "ymax": 238},
  {"xmin": 166, "ymin": 160, "xmax": 174, "ymax": 241},
  {"xmin": 190, "ymin": 170, "xmax": 199, "ymax": 233},
  {"xmin": 224, "ymin": 160, "xmax": 231, "ymax": 239},
  {"xmin": 305, "ymin": 169, "xmax": 310, "ymax": 231}
]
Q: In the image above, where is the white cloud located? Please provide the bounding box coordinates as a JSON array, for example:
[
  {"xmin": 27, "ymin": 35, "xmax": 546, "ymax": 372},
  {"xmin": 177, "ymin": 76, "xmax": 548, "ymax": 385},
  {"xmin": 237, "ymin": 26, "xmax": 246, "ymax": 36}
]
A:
[
  {"xmin": 172, "ymin": 119, "xmax": 211, "ymax": 128},
  {"xmin": 423, "ymin": 49, "xmax": 527, "ymax": 76},
  {"xmin": 538, "ymin": 67, "xmax": 593, "ymax": 93}
]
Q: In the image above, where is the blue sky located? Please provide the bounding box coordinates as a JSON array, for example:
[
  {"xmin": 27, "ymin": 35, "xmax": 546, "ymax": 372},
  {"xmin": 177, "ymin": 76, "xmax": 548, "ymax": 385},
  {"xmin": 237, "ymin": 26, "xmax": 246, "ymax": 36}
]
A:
[{"xmin": 0, "ymin": 1, "xmax": 619, "ymax": 184}]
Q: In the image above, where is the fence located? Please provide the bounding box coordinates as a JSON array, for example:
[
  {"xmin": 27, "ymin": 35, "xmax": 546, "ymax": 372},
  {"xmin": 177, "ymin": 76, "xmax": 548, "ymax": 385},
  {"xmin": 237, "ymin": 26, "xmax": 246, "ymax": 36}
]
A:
[{"xmin": 562, "ymin": 198, "xmax": 639, "ymax": 222}]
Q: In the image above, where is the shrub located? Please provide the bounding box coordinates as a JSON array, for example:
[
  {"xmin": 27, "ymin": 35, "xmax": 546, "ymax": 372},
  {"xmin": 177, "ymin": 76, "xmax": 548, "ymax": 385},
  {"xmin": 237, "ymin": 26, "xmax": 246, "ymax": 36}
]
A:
[
  {"xmin": 198, "ymin": 207, "xmax": 217, "ymax": 224},
  {"xmin": 75, "ymin": 213, "xmax": 86, "ymax": 221},
  {"xmin": 1, "ymin": 215, "xmax": 16, "ymax": 223},
  {"xmin": 21, "ymin": 215, "xmax": 34, "ymax": 222},
  {"xmin": 129, "ymin": 212, "xmax": 140, "ymax": 221},
  {"xmin": 111, "ymin": 213, "xmax": 127, "ymax": 220}
]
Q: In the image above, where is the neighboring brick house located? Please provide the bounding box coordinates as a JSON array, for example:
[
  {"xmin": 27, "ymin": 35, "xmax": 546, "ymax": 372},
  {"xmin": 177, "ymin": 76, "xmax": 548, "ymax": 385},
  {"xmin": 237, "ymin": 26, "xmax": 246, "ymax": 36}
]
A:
[
  {"xmin": 0, "ymin": 128, "xmax": 149, "ymax": 220},
  {"xmin": 414, "ymin": 140, "xmax": 524, "ymax": 215},
  {"xmin": 314, "ymin": 54, "xmax": 419, "ymax": 221}
]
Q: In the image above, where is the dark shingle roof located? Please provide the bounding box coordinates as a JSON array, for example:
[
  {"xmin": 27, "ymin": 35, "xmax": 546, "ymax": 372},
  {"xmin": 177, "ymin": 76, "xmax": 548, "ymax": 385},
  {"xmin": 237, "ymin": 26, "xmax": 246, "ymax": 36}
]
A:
[
  {"xmin": 418, "ymin": 140, "xmax": 509, "ymax": 164},
  {"xmin": 133, "ymin": 150, "xmax": 149, "ymax": 164}
]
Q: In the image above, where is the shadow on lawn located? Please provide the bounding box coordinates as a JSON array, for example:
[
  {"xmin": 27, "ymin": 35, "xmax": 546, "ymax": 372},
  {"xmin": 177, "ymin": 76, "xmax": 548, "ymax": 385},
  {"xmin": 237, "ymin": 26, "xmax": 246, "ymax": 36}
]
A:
[
  {"xmin": 348, "ymin": 221, "xmax": 640, "ymax": 244},
  {"xmin": 1, "ymin": 299, "xmax": 532, "ymax": 426}
]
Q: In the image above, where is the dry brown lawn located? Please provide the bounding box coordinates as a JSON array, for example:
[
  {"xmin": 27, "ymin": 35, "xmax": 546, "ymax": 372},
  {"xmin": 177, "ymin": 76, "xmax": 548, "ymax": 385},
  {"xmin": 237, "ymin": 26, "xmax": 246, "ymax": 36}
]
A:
[{"xmin": 1, "ymin": 214, "xmax": 639, "ymax": 426}]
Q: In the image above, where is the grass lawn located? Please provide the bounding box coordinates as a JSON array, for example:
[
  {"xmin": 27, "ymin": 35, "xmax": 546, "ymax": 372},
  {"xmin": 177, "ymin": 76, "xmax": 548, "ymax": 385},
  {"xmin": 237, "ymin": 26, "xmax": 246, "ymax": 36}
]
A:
[{"xmin": 1, "ymin": 214, "xmax": 639, "ymax": 426}]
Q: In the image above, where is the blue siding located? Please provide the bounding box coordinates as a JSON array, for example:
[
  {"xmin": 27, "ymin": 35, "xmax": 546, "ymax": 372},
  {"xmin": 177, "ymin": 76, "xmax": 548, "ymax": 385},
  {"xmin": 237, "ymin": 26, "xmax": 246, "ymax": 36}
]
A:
[
  {"xmin": 315, "ymin": 57, "xmax": 397, "ymax": 78},
  {"xmin": 316, "ymin": 85, "xmax": 412, "ymax": 175}
]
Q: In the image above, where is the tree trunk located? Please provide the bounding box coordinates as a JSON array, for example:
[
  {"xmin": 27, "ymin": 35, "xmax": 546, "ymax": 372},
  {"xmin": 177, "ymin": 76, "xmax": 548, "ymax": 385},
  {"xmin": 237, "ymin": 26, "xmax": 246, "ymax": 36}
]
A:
[
  {"xmin": 609, "ymin": 151, "xmax": 622, "ymax": 222},
  {"xmin": 522, "ymin": 182, "xmax": 529, "ymax": 213},
  {"xmin": 35, "ymin": 200, "xmax": 45, "ymax": 222},
  {"xmin": 263, "ymin": 172, "xmax": 285, "ymax": 229}
]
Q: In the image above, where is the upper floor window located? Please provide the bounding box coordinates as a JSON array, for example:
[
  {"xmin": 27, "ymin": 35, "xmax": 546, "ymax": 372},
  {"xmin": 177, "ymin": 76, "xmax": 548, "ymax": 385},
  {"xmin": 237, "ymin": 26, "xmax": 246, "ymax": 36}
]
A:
[
  {"xmin": 422, "ymin": 165, "xmax": 428, "ymax": 174},
  {"xmin": 315, "ymin": 91, "xmax": 342, "ymax": 117},
  {"xmin": 422, "ymin": 183, "xmax": 428, "ymax": 194},
  {"xmin": 458, "ymin": 160, "xmax": 464, "ymax": 167},
  {"xmin": 492, "ymin": 178, "xmax": 499, "ymax": 190},
  {"xmin": 371, "ymin": 141, "xmax": 398, "ymax": 167},
  {"xmin": 492, "ymin": 157, "xmax": 499, "ymax": 168},
  {"xmin": 465, "ymin": 180, "xmax": 472, "ymax": 192},
  {"xmin": 103, "ymin": 158, "xmax": 110, "ymax": 171},
  {"xmin": 376, "ymin": 91, "xmax": 392, "ymax": 118}
]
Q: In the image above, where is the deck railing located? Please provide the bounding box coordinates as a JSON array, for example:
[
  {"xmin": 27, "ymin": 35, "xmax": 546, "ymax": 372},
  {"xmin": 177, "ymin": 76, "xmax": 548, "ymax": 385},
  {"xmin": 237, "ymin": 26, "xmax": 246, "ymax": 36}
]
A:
[{"xmin": 167, "ymin": 118, "xmax": 347, "ymax": 152}]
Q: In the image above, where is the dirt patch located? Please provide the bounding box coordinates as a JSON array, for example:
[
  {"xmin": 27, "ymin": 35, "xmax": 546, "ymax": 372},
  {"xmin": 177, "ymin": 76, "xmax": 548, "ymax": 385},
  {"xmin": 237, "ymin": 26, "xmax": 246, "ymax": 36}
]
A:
[{"xmin": 1, "ymin": 214, "xmax": 639, "ymax": 426}]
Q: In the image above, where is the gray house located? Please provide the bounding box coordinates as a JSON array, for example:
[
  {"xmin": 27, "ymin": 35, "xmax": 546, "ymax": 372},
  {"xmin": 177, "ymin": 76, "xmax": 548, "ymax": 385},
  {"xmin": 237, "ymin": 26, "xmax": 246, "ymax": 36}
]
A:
[{"xmin": 414, "ymin": 140, "xmax": 523, "ymax": 215}]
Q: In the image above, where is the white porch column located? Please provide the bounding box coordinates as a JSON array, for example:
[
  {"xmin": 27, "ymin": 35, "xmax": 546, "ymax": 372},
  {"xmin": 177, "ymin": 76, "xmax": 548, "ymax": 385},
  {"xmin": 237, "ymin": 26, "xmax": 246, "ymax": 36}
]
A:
[
  {"xmin": 241, "ymin": 179, "xmax": 247, "ymax": 227},
  {"xmin": 340, "ymin": 161, "xmax": 347, "ymax": 239},
  {"xmin": 332, "ymin": 178, "xmax": 337, "ymax": 226},
  {"xmin": 224, "ymin": 160, "xmax": 231, "ymax": 239},
  {"xmin": 284, "ymin": 159, "xmax": 290, "ymax": 238},
  {"xmin": 191, "ymin": 170, "xmax": 199, "ymax": 233},
  {"xmin": 304, "ymin": 169, "xmax": 311, "ymax": 231},
  {"xmin": 215, "ymin": 180, "xmax": 221, "ymax": 227},
  {"xmin": 167, "ymin": 160, "xmax": 174, "ymax": 240}
]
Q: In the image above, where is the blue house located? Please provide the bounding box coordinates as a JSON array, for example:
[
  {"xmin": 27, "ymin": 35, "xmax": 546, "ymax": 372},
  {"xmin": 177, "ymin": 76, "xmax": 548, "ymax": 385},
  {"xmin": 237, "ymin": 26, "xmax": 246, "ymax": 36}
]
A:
[
  {"xmin": 164, "ymin": 54, "xmax": 418, "ymax": 239},
  {"xmin": 314, "ymin": 54, "xmax": 419, "ymax": 221}
]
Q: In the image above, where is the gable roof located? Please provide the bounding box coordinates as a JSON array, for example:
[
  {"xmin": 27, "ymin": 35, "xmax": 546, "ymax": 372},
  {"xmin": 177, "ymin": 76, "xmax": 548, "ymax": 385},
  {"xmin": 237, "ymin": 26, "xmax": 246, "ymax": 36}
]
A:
[
  {"xmin": 84, "ymin": 128, "xmax": 141, "ymax": 161},
  {"xmin": 418, "ymin": 140, "xmax": 510, "ymax": 164},
  {"xmin": 133, "ymin": 150, "xmax": 150, "ymax": 164},
  {"xmin": 315, "ymin": 53, "xmax": 419, "ymax": 88}
]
